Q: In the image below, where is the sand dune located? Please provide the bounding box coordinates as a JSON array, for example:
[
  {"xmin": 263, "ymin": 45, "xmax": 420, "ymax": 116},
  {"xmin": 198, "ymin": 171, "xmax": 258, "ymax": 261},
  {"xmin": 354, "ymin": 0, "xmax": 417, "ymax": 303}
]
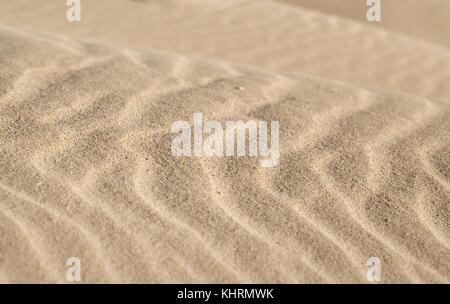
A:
[
  {"xmin": 0, "ymin": 0, "xmax": 449, "ymax": 283},
  {"xmin": 279, "ymin": 0, "xmax": 450, "ymax": 49},
  {"xmin": 1, "ymin": 0, "xmax": 450, "ymax": 102}
]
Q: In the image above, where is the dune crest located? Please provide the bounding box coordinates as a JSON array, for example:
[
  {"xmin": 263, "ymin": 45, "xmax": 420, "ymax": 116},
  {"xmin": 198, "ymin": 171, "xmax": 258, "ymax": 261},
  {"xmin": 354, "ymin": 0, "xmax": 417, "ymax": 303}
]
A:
[{"xmin": 1, "ymin": 0, "xmax": 450, "ymax": 102}]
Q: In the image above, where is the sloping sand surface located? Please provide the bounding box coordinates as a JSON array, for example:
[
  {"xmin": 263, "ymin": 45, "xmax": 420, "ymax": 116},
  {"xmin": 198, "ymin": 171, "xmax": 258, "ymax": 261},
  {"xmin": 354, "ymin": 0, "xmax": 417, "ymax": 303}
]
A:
[{"xmin": 0, "ymin": 1, "xmax": 449, "ymax": 283}]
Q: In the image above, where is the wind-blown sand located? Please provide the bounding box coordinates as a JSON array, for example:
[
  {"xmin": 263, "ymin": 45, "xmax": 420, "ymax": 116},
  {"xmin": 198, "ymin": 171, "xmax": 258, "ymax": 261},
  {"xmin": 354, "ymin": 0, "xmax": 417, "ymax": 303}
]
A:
[{"xmin": 0, "ymin": 0, "xmax": 449, "ymax": 283}]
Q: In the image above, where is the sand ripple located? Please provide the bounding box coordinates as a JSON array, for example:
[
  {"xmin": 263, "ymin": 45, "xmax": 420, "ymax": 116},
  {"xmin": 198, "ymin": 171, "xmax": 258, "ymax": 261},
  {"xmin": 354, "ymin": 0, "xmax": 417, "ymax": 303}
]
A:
[{"xmin": 0, "ymin": 24, "xmax": 448, "ymax": 283}]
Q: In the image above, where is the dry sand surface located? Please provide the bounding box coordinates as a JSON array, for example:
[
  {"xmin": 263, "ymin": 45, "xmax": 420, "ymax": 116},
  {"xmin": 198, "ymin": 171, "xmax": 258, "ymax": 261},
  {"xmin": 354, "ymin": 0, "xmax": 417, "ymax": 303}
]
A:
[{"xmin": 0, "ymin": 0, "xmax": 449, "ymax": 283}]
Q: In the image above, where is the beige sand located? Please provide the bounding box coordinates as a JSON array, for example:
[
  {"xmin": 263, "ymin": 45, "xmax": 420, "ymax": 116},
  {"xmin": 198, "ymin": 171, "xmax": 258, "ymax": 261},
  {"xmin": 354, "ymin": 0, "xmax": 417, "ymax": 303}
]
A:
[{"xmin": 0, "ymin": 0, "xmax": 449, "ymax": 283}]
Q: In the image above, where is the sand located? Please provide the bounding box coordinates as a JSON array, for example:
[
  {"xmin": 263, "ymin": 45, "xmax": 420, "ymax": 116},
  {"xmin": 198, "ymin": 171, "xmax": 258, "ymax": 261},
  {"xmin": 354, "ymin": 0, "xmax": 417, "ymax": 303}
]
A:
[{"xmin": 0, "ymin": 0, "xmax": 449, "ymax": 283}]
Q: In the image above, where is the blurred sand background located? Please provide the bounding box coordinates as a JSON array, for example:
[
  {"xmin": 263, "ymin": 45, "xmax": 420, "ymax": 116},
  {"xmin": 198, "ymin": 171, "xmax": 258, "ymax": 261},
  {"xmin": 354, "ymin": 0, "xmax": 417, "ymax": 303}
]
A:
[{"xmin": 0, "ymin": 0, "xmax": 449, "ymax": 283}]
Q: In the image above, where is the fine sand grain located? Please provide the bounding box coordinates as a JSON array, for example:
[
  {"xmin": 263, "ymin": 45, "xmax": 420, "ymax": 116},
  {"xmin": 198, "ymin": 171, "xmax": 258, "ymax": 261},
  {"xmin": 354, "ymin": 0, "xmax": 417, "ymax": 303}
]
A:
[{"xmin": 0, "ymin": 0, "xmax": 449, "ymax": 283}]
